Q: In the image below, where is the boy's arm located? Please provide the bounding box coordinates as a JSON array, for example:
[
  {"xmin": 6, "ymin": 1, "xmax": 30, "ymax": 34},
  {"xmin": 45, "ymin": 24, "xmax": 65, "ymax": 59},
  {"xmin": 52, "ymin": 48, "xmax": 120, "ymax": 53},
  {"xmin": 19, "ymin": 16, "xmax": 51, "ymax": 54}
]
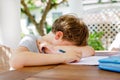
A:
[
  {"xmin": 76, "ymin": 46, "xmax": 95, "ymax": 57},
  {"xmin": 39, "ymin": 42, "xmax": 95, "ymax": 57},
  {"xmin": 53, "ymin": 45, "xmax": 95, "ymax": 58},
  {"xmin": 9, "ymin": 46, "xmax": 81, "ymax": 69},
  {"xmin": 62, "ymin": 46, "xmax": 95, "ymax": 57}
]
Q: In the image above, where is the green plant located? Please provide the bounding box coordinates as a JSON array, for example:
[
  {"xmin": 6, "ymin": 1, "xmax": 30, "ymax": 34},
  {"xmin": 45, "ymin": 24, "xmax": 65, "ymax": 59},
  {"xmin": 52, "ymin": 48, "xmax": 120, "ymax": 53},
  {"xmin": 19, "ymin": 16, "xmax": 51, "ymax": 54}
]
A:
[
  {"xmin": 46, "ymin": 23, "xmax": 52, "ymax": 33},
  {"xmin": 88, "ymin": 31, "xmax": 105, "ymax": 50}
]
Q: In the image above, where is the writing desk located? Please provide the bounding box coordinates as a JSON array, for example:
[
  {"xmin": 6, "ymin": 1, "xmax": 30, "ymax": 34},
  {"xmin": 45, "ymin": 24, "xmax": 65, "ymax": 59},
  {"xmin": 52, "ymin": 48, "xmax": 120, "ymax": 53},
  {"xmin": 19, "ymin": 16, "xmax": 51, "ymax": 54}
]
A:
[
  {"xmin": 0, "ymin": 51, "xmax": 120, "ymax": 80},
  {"xmin": 0, "ymin": 64, "xmax": 120, "ymax": 80}
]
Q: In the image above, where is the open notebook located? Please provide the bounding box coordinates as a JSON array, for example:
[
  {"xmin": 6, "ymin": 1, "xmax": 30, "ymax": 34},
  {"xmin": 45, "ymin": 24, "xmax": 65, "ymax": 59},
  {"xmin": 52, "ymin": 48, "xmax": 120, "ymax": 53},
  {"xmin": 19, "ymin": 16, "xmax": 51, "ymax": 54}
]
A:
[
  {"xmin": 69, "ymin": 51, "xmax": 120, "ymax": 65},
  {"xmin": 69, "ymin": 56, "xmax": 108, "ymax": 65}
]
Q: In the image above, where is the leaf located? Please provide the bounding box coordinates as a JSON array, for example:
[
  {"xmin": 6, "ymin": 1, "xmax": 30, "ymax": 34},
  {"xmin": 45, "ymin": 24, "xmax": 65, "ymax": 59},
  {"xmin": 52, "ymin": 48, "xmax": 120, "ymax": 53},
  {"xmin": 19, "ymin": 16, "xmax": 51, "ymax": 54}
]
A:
[
  {"xmin": 88, "ymin": 31, "xmax": 105, "ymax": 50},
  {"xmin": 41, "ymin": 0, "xmax": 47, "ymax": 3},
  {"xmin": 52, "ymin": 0, "xmax": 57, "ymax": 3}
]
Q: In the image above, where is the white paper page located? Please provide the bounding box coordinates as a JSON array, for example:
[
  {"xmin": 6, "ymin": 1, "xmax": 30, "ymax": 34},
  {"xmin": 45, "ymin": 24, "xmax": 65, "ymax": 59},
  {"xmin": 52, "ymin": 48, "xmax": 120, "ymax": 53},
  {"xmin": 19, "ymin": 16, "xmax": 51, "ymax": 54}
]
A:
[{"xmin": 69, "ymin": 56, "xmax": 108, "ymax": 65}]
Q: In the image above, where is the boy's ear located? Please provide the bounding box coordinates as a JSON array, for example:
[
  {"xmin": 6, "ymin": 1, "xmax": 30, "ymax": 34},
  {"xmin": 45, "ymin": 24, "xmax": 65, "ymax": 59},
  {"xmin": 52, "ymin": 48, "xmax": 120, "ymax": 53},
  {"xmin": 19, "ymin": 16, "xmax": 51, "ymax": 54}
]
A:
[{"xmin": 55, "ymin": 31, "xmax": 63, "ymax": 40}]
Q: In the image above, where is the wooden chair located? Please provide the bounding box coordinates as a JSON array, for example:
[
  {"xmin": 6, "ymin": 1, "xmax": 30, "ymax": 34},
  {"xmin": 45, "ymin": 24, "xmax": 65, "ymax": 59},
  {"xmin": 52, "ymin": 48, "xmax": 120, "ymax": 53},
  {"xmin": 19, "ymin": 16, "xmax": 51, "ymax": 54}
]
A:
[{"xmin": 0, "ymin": 45, "xmax": 13, "ymax": 67}]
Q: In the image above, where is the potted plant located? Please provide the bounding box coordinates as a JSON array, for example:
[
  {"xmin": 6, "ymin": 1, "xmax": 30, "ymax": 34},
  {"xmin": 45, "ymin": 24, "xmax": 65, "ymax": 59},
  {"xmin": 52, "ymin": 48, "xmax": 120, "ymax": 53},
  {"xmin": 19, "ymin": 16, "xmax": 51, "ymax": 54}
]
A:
[{"xmin": 88, "ymin": 31, "xmax": 105, "ymax": 50}]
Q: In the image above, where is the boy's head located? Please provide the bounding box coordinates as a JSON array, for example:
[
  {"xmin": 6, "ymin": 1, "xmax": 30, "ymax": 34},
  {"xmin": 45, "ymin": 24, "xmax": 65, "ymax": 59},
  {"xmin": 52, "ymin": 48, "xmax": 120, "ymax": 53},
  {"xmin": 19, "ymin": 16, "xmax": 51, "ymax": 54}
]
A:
[{"xmin": 51, "ymin": 14, "xmax": 89, "ymax": 46}]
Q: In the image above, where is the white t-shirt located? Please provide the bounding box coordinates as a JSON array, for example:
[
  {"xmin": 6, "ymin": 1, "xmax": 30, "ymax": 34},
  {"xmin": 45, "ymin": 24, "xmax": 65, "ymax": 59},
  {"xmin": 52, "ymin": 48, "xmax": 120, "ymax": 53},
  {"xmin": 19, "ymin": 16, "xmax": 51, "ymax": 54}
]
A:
[
  {"xmin": 18, "ymin": 35, "xmax": 41, "ymax": 53},
  {"xmin": 108, "ymin": 33, "xmax": 120, "ymax": 51}
]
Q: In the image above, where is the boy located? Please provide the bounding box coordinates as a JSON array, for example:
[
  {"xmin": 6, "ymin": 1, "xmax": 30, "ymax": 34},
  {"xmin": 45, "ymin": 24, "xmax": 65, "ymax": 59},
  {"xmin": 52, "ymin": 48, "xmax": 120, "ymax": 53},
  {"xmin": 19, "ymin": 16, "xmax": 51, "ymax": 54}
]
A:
[{"xmin": 10, "ymin": 14, "xmax": 95, "ymax": 69}]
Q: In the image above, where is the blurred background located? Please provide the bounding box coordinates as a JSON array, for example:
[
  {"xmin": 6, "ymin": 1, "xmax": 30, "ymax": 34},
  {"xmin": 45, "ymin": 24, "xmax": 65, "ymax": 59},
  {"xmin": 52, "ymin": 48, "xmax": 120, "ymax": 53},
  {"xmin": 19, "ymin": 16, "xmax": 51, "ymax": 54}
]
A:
[{"xmin": 0, "ymin": 0, "xmax": 120, "ymax": 51}]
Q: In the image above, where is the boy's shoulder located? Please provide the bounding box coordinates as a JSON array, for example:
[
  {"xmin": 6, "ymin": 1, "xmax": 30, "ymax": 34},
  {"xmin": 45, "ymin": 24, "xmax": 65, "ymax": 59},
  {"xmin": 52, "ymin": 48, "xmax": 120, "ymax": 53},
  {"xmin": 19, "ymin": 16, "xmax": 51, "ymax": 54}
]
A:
[
  {"xmin": 19, "ymin": 34, "xmax": 41, "ymax": 52},
  {"xmin": 23, "ymin": 34, "xmax": 41, "ymax": 40}
]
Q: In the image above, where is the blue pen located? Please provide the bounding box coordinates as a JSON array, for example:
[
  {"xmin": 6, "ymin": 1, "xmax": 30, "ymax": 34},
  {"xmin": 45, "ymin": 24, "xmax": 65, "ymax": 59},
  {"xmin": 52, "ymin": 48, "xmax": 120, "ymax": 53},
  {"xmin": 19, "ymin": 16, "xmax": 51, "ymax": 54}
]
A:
[{"xmin": 58, "ymin": 49, "xmax": 66, "ymax": 53}]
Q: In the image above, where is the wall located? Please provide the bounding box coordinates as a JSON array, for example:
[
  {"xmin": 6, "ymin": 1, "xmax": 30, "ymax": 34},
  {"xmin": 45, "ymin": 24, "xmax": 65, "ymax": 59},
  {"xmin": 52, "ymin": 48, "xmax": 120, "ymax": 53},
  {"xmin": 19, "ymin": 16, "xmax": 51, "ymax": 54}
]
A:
[
  {"xmin": 0, "ymin": 0, "xmax": 21, "ymax": 49},
  {"xmin": 68, "ymin": 0, "xmax": 83, "ymax": 18},
  {"xmin": 0, "ymin": 3, "xmax": 2, "ymax": 44}
]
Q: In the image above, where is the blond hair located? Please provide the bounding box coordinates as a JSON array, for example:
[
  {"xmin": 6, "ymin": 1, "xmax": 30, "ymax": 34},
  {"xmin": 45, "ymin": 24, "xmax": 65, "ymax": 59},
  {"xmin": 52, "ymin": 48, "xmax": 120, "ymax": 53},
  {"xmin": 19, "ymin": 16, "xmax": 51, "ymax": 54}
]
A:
[{"xmin": 52, "ymin": 14, "xmax": 89, "ymax": 46}]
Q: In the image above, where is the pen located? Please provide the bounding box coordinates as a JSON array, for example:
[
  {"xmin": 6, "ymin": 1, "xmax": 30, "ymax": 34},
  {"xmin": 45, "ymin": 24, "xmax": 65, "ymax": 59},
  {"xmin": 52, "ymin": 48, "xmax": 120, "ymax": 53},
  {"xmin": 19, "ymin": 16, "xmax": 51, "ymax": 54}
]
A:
[{"xmin": 58, "ymin": 49, "xmax": 66, "ymax": 53}]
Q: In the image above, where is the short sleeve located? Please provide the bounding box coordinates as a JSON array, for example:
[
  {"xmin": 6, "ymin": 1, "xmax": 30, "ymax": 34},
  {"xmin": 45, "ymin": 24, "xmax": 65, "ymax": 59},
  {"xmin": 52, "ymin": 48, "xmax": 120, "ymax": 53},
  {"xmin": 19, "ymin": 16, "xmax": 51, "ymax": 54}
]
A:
[{"xmin": 18, "ymin": 35, "xmax": 39, "ymax": 53}]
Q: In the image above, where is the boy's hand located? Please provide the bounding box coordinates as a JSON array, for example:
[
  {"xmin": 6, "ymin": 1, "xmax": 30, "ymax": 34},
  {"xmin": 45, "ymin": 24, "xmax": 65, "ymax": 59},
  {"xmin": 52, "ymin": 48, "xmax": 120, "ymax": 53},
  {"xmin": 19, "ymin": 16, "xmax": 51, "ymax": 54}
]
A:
[
  {"xmin": 54, "ymin": 46, "xmax": 82, "ymax": 63},
  {"xmin": 63, "ymin": 49, "xmax": 82, "ymax": 63}
]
